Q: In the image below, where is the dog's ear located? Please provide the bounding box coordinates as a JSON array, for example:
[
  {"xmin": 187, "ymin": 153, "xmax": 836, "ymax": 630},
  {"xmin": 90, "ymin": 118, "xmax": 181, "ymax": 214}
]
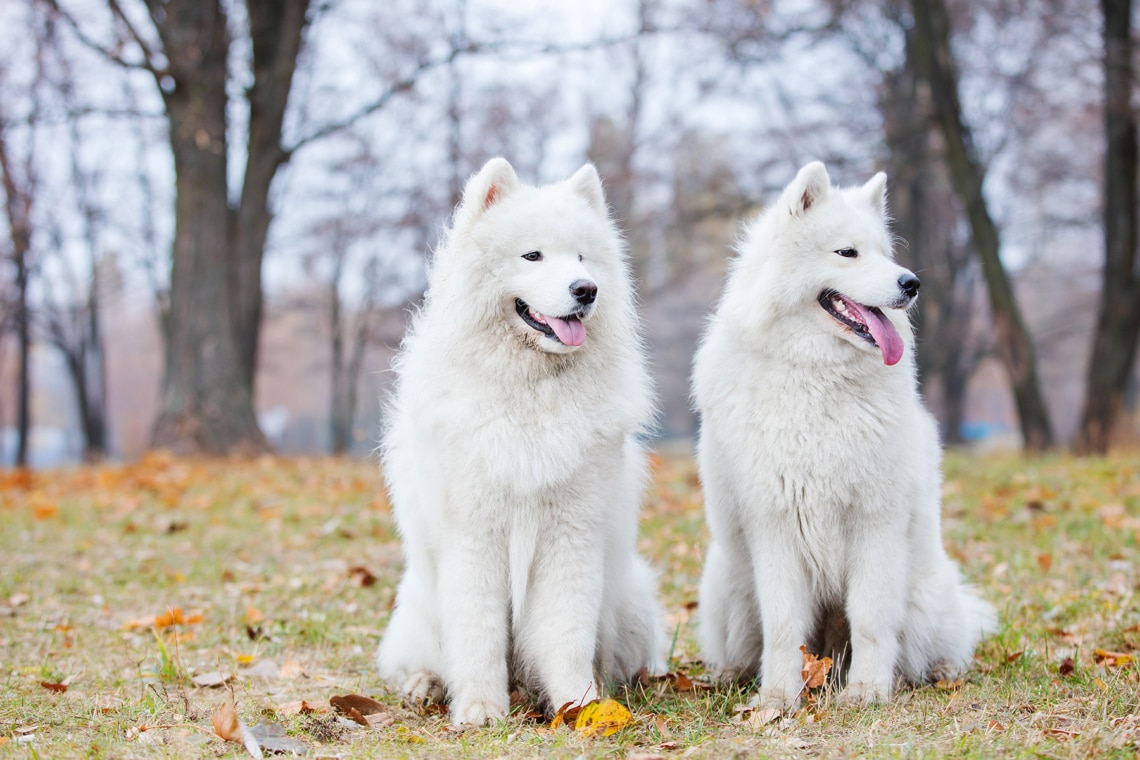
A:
[
  {"xmin": 567, "ymin": 163, "xmax": 607, "ymax": 212},
  {"xmin": 862, "ymin": 172, "xmax": 888, "ymax": 217},
  {"xmin": 454, "ymin": 157, "xmax": 520, "ymax": 228},
  {"xmin": 783, "ymin": 161, "xmax": 830, "ymax": 218}
]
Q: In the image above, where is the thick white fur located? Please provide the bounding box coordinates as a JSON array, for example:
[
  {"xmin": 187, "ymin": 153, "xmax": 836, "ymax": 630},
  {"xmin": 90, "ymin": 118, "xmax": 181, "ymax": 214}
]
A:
[
  {"xmin": 376, "ymin": 158, "xmax": 663, "ymax": 727},
  {"xmin": 693, "ymin": 162, "xmax": 994, "ymax": 711}
]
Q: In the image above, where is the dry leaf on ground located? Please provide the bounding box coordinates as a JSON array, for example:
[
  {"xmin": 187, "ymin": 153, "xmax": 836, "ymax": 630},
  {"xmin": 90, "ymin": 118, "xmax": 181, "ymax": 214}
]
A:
[
  {"xmin": 573, "ymin": 699, "xmax": 634, "ymax": 737},
  {"xmin": 212, "ymin": 699, "xmax": 264, "ymax": 758},
  {"xmin": 800, "ymin": 645, "xmax": 833, "ymax": 689},
  {"xmin": 192, "ymin": 671, "xmax": 233, "ymax": 688}
]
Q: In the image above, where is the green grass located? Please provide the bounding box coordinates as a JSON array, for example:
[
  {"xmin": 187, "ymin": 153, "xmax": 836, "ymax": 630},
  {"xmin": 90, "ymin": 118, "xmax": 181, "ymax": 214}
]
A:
[{"xmin": 0, "ymin": 450, "xmax": 1138, "ymax": 758}]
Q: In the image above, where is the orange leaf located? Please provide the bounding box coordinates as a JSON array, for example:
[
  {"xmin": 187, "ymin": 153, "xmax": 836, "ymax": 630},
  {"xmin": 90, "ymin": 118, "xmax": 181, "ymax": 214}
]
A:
[
  {"xmin": 39, "ymin": 681, "xmax": 67, "ymax": 693},
  {"xmin": 800, "ymin": 645, "xmax": 833, "ymax": 689},
  {"xmin": 1036, "ymin": 554, "xmax": 1053, "ymax": 572},
  {"xmin": 212, "ymin": 699, "xmax": 262, "ymax": 758},
  {"xmin": 155, "ymin": 608, "xmax": 185, "ymax": 628},
  {"xmin": 212, "ymin": 700, "xmax": 242, "ymax": 743}
]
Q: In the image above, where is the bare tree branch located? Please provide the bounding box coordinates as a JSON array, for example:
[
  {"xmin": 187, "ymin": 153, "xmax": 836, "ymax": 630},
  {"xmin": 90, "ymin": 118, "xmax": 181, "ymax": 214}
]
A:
[{"xmin": 41, "ymin": 0, "xmax": 162, "ymax": 75}]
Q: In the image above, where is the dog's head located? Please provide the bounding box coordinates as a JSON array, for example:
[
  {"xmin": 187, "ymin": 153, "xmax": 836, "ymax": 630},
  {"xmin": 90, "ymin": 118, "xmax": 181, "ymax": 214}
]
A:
[
  {"xmin": 446, "ymin": 158, "xmax": 624, "ymax": 356},
  {"xmin": 763, "ymin": 161, "xmax": 918, "ymax": 366}
]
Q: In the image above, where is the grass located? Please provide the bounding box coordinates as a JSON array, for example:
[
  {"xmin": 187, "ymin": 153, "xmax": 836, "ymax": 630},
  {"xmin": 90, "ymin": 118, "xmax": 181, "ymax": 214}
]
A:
[{"xmin": 0, "ymin": 449, "xmax": 1138, "ymax": 758}]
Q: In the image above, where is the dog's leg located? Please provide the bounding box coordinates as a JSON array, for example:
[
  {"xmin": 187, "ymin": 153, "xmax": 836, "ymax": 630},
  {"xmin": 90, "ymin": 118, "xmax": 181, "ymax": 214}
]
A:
[
  {"xmin": 838, "ymin": 527, "xmax": 907, "ymax": 705},
  {"xmin": 599, "ymin": 554, "xmax": 664, "ymax": 684},
  {"xmin": 519, "ymin": 522, "xmax": 604, "ymax": 712},
  {"xmin": 699, "ymin": 540, "xmax": 762, "ymax": 683},
  {"xmin": 376, "ymin": 562, "xmax": 445, "ymax": 704},
  {"xmin": 438, "ymin": 524, "xmax": 511, "ymax": 727},
  {"xmin": 754, "ymin": 533, "xmax": 813, "ymax": 711}
]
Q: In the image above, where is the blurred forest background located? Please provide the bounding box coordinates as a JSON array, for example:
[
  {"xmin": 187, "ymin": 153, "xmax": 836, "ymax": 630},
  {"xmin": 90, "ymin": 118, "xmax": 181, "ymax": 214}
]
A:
[{"xmin": 1, "ymin": 0, "xmax": 1138, "ymax": 467}]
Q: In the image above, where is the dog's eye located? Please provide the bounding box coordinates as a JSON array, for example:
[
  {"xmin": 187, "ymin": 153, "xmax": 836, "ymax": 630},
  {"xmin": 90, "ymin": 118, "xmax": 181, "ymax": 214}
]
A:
[
  {"xmin": 835, "ymin": 248, "xmax": 858, "ymax": 258},
  {"xmin": 522, "ymin": 251, "xmax": 543, "ymax": 262}
]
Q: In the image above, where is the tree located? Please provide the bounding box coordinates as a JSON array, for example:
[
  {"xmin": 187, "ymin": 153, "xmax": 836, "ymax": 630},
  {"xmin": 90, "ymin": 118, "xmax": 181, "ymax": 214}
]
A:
[
  {"xmin": 0, "ymin": 122, "xmax": 33, "ymax": 466},
  {"xmin": 907, "ymin": 0, "xmax": 1055, "ymax": 451},
  {"xmin": 48, "ymin": 0, "xmax": 311, "ymax": 453},
  {"xmin": 1076, "ymin": 0, "xmax": 1140, "ymax": 453},
  {"xmin": 879, "ymin": 13, "xmax": 986, "ymax": 445}
]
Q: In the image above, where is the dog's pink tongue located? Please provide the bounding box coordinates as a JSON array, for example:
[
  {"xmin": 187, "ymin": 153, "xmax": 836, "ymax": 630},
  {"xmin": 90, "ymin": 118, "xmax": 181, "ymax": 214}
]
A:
[
  {"xmin": 548, "ymin": 316, "xmax": 586, "ymax": 347},
  {"xmin": 864, "ymin": 309, "xmax": 904, "ymax": 366}
]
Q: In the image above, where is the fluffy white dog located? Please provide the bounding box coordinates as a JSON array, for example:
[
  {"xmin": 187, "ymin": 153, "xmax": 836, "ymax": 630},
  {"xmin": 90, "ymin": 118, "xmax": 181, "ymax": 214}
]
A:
[
  {"xmin": 693, "ymin": 161, "xmax": 994, "ymax": 710},
  {"xmin": 376, "ymin": 157, "xmax": 663, "ymax": 727}
]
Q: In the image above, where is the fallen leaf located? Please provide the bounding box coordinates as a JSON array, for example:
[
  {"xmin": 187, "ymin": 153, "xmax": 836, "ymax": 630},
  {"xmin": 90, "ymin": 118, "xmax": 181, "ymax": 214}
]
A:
[
  {"xmin": 331, "ymin": 694, "xmax": 386, "ymax": 717},
  {"xmin": 1036, "ymin": 553, "xmax": 1053, "ymax": 572},
  {"xmin": 935, "ymin": 679, "xmax": 964, "ymax": 690},
  {"xmin": 244, "ymin": 605, "xmax": 264, "ymax": 624},
  {"xmin": 1093, "ymin": 649, "xmax": 1134, "ymax": 668},
  {"xmin": 39, "ymin": 681, "xmax": 67, "ymax": 693},
  {"xmin": 348, "ymin": 566, "xmax": 378, "ymax": 587},
  {"xmin": 249, "ymin": 722, "xmax": 310, "ymax": 755},
  {"xmin": 192, "ymin": 671, "xmax": 233, "ymax": 688},
  {"xmin": 550, "ymin": 699, "xmax": 584, "ymax": 729},
  {"xmin": 279, "ymin": 658, "xmax": 305, "ymax": 679},
  {"xmin": 212, "ymin": 699, "xmax": 263, "ymax": 758},
  {"xmin": 1059, "ymin": 657, "xmax": 1075, "ymax": 677},
  {"xmin": 1005, "ymin": 651, "xmax": 1024, "ymax": 664},
  {"xmin": 743, "ymin": 707, "xmax": 781, "ymax": 728},
  {"xmin": 274, "ymin": 700, "xmax": 327, "ymax": 716},
  {"xmin": 365, "ymin": 711, "xmax": 395, "ymax": 728},
  {"xmin": 573, "ymin": 699, "xmax": 633, "ymax": 737},
  {"xmin": 800, "ymin": 645, "xmax": 833, "ymax": 689}
]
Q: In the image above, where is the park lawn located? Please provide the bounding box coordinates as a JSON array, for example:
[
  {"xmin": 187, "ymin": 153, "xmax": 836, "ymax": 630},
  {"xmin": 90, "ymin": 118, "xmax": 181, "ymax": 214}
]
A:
[{"xmin": 0, "ymin": 449, "xmax": 1138, "ymax": 758}]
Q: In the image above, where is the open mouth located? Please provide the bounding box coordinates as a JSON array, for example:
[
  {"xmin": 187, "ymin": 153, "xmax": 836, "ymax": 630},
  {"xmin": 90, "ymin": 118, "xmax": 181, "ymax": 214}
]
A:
[
  {"xmin": 818, "ymin": 289, "xmax": 904, "ymax": 366},
  {"xmin": 515, "ymin": 298, "xmax": 587, "ymax": 347}
]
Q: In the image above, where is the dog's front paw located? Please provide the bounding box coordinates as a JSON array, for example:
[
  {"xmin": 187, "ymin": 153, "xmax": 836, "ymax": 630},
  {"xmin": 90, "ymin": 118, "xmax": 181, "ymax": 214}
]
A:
[
  {"xmin": 926, "ymin": 658, "xmax": 957, "ymax": 684},
  {"xmin": 837, "ymin": 679, "xmax": 891, "ymax": 707},
  {"xmin": 450, "ymin": 694, "xmax": 509, "ymax": 727},
  {"xmin": 755, "ymin": 685, "xmax": 801, "ymax": 713},
  {"xmin": 402, "ymin": 670, "xmax": 446, "ymax": 705}
]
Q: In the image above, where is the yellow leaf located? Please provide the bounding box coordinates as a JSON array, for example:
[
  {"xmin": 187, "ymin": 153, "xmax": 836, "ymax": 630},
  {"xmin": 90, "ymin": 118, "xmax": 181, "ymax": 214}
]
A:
[
  {"xmin": 573, "ymin": 699, "xmax": 633, "ymax": 737},
  {"xmin": 1093, "ymin": 649, "xmax": 1134, "ymax": 668},
  {"xmin": 1094, "ymin": 677, "xmax": 1109, "ymax": 692}
]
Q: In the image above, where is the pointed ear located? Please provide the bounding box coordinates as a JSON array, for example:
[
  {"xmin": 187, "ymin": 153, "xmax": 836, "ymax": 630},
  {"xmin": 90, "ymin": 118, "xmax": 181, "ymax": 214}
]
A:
[
  {"xmin": 862, "ymin": 171, "xmax": 888, "ymax": 217},
  {"xmin": 782, "ymin": 161, "xmax": 830, "ymax": 218},
  {"xmin": 567, "ymin": 163, "xmax": 607, "ymax": 212},
  {"xmin": 454, "ymin": 157, "xmax": 520, "ymax": 228}
]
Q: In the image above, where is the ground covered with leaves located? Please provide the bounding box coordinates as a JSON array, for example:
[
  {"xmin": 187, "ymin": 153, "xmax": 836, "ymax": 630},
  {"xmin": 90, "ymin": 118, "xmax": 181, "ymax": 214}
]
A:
[{"xmin": 1, "ymin": 450, "xmax": 1138, "ymax": 758}]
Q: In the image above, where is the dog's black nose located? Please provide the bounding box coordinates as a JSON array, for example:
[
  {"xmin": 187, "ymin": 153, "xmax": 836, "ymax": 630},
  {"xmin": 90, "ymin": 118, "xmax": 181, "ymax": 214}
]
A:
[
  {"xmin": 570, "ymin": 279, "xmax": 597, "ymax": 306},
  {"xmin": 898, "ymin": 273, "xmax": 920, "ymax": 299}
]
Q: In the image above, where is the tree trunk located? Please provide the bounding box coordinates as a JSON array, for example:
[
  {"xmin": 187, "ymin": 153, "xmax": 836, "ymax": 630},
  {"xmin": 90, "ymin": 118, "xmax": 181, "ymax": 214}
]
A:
[
  {"xmin": 1076, "ymin": 0, "xmax": 1140, "ymax": 454},
  {"xmin": 148, "ymin": 0, "xmax": 267, "ymax": 455},
  {"xmin": 329, "ymin": 275, "xmax": 347, "ymax": 455},
  {"xmin": 0, "ymin": 129, "xmax": 32, "ymax": 467},
  {"xmin": 908, "ymin": 0, "xmax": 1054, "ymax": 451},
  {"xmin": 880, "ymin": 37, "xmax": 981, "ymax": 446},
  {"xmin": 15, "ymin": 250, "xmax": 30, "ymax": 467},
  {"xmin": 233, "ymin": 0, "xmax": 310, "ymax": 390}
]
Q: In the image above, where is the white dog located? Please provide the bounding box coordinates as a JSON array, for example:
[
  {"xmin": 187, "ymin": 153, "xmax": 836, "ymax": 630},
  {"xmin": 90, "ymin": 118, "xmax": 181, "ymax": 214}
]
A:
[
  {"xmin": 376, "ymin": 157, "xmax": 663, "ymax": 727},
  {"xmin": 693, "ymin": 161, "xmax": 994, "ymax": 710}
]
